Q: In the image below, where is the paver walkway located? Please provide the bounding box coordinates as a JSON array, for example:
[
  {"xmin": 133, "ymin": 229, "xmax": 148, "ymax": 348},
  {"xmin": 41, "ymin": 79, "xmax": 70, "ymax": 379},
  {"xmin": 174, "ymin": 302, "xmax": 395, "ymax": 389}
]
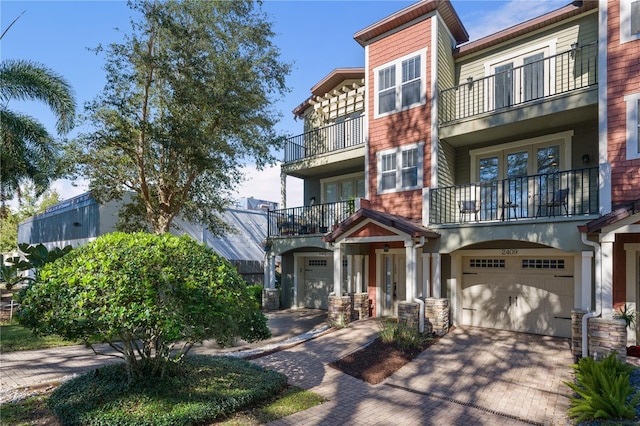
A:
[{"xmin": 253, "ymin": 322, "xmax": 574, "ymax": 426}]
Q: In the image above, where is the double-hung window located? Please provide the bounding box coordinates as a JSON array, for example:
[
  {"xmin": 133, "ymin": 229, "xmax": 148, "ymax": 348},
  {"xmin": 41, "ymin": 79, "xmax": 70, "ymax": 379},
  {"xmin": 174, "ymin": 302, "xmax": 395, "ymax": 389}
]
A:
[
  {"xmin": 625, "ymin": 92, "xmax": 640, "ymax": 160},
  {"xmin": 377, "ymin": 142, "xmax": 424, "ymax": 194},
  {"xmin": 374, "ymin": 49, "xmax": 427, "ymax": 118},
  {"xmin": 621, "ymin": 0, "xmax": 640, "ymax": 43}
]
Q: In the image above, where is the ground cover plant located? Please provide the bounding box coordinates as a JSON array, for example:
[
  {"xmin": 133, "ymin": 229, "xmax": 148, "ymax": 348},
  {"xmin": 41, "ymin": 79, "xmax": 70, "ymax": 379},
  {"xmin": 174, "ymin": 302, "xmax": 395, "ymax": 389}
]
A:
[{"xmin": 16, "ymin": 232, "xmax": 270, "ymax": 381}]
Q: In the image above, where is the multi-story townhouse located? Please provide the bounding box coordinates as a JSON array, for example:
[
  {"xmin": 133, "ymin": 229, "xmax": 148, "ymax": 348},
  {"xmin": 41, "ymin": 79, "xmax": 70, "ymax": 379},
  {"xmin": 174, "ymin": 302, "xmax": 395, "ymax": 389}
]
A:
[{"xmin": 264, "ymin": 0, "xmax": 640, "ymax": 347}]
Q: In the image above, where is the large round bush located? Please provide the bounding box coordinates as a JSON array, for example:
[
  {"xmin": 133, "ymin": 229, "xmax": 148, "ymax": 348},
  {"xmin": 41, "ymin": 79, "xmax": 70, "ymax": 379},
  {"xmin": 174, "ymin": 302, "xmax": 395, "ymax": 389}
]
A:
[{"xmin": 17, "ymin": 232, "xmax": 270, "ymax": 379}]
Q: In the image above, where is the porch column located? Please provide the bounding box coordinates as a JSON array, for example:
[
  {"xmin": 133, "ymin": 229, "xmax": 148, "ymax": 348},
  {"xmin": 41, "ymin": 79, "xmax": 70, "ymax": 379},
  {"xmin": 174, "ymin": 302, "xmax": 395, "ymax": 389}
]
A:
[
  {"xmin": 601, "ymin": 240, "xmax": 614, "ymax": 318},
  {"xmin": 346, "ymin": 255, "xmax": 353, "ymax": 293},
  {"xmin": 581, "ymin": 251, "xmax": 593, "ymax": 310},
  {"xmin": 333, "ymin": 242, "xmax": 343, "ymax": 296},
  {"xmin": 432, "ymin": 253, "xmax": 442, "ymax": 298},
  {"xmin": 268, "ymin": 252, "xmax": 276, "ymax": 289},
  {"xmin": 405, "ymin": 239, "xmax": 416, "ymax": 301},
  {"xmin": 354, "ymin": 255, "xmax": 364, "ymax": 293},
  {"xmin": 280, "ymin": 169, "xmax": 286, "ymax": 210},
  {"xmin": 422, "ymin": 253, "xmax": 431, "ymax": 298}
]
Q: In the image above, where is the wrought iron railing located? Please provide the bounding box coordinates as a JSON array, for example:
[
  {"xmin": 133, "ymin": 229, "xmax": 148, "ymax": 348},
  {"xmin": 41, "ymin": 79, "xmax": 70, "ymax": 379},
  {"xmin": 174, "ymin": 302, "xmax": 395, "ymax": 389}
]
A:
[
  {"xmin": 429, "ymin": 167, "xmax": 599, "ymax": 224},
  {"xmin": 284, "ymin": 115, "xmax": 364, "ymax": 163},
  {"xmin": 439, "ymin": 42, "xmax": 598, "ymax": 124},
  {"xmin": 267, "ymin": 200, "xmax": 356, "ymax": 237}
]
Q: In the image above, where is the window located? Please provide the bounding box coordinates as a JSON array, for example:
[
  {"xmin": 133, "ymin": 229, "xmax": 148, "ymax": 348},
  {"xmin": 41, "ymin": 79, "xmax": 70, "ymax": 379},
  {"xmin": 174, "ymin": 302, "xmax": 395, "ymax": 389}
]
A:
[
  {"xmin": 484, "ymin": 40, "xmax": 556, "ymax": 111},
  {"xmin": 376, "ymin": 142, "xmax": 424, "ymax": 194},
  {"xmin": 621, "ymin": 0, "xmax": 640, "ymax": 43},
  {"xmin": 625, "ymin": 92, "xmax": 640, "ymax": 160},
  {"xmin": 374, "ymin": 49, "xmax": 427, "ymax": 118},
  {"xmin": 470, "ymin": 259, "xmax": 505, "ymax": 268},
  {"xmin": 321, "ymin": 173, "xmax": 366, "ymax": 202}
]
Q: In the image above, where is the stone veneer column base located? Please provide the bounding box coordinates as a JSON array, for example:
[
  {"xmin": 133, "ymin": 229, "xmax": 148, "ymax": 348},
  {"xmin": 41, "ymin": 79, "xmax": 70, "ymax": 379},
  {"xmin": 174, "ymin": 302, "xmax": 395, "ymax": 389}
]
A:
[
  {"xmin": 571, "ymin": 309, "xmax": 587, "ymax": 358},
  {"xmin": 588, "ymin": 318, "xmax": 627, "ymax": 362},
  {"xmin": 350, "ymin": 293, "xmax": 370, "ymax": 321},
  {"xmin": 328, "ymin": 295, "xmax": 352, "ymax": 327},
  {"xmin": 262, "ymin": 288, "xmax": 280, "ymax": 311},
  {"xmin": 424, "ymin": 297, "xmax": 450, "ymax": 336},
  {"xmin": 397, "ymin": 302, "xmax": 420, "ymax": 330}
]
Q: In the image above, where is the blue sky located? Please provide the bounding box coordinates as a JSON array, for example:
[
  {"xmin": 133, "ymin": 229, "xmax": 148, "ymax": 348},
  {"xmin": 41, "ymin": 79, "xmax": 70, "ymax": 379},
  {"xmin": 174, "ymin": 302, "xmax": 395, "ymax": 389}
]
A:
[{"xmin": 1, "ymin": 0, "xmax": 568, "ymax": 208}]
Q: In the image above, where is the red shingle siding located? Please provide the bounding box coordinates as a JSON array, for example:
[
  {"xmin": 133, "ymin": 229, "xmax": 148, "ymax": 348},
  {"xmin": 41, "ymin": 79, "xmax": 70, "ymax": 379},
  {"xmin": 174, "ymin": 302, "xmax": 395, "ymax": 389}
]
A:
[
  {"xmin": 607, "ymin": 0, "xmax": 640, "ymax": 202},
  {"xmin": 367, "ymin": 18, "xmax": 432, "ymax": 221}
]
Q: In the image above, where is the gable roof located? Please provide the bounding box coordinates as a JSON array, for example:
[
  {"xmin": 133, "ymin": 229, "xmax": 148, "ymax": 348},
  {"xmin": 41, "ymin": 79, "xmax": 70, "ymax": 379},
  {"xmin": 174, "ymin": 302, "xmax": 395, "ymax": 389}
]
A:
[
  {"xmin": 353, "ymin": 0, "xmax": 468, "ymax": 47},
  {"xmin": 323, "ymin": 208, "xmax": 440, "ymax": 243},
  {"xmin": 578, "ymin": 198, "xmax": 640, "ymax": 234}
]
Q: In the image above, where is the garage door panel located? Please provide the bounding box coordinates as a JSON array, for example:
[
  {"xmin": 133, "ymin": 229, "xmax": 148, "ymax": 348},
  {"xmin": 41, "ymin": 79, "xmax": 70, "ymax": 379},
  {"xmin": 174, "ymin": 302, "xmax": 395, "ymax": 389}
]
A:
[
  {"xmin": 461, "ymin": 256, "xmax": 574, "ymax": 338},
  {"xmin": 303, "ymin": 257, "xmax": 332, "ymax": 310}
]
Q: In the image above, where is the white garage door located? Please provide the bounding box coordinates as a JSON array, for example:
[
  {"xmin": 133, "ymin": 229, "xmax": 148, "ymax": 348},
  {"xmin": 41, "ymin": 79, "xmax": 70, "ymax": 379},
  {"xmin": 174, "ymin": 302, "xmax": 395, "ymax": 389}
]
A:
[
  {"xmin": 303, "ymin": 256, "xmax": 333, "ymax": 309},
  {"xmin": 461, "ymin": 256, "xmax": 574, "ymax": 337}
]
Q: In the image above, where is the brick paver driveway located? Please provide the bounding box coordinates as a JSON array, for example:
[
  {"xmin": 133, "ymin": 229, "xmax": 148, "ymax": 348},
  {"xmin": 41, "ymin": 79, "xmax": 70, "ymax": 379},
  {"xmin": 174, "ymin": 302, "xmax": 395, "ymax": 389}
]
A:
[{"xmin": 386, "ymin": 326, "xmax": 575, "ymax": 425}]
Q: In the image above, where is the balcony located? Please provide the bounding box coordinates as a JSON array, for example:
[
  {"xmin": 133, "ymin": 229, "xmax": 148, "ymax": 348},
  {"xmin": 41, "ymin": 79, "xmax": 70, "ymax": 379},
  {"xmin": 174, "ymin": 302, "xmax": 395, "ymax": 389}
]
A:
[
  {"xmin": 429, "ymin": 167, "xmax": 599, "ymax": 225},
  {"xmin": 439, "ymin": 42, "xmax": 598, "ymax": 127},
  {"xmin": 284, "ymin": 115, "xmax": 365, "ymax": 164},
  {"xmin": 267, "ymin": 200, "xmax": 355, "ymax": 238}
]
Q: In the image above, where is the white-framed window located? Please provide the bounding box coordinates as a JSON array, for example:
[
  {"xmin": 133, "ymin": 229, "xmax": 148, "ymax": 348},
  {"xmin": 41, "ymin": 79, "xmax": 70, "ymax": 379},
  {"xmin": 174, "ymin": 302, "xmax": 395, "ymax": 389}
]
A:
[
  {"xmin": 376, "ymin": 142, "xmax": 424, "ymax": 194},
  {"xmin": 321, "ymin": 172, "xmax": 365, "ymax": 203},
  {"xmin": 483, "ymin": 40, "xmax": 557, "ymax": 110},
  {"xmin": 621, "ymin": 0, "xmax": 640, "ymax": 44},
  {"xmin": 625, "ymin": 92, "xmax": 640, "ymax": 160},
  {"xmin": 373, "ymin": 49, "xmax": 427, "ymax": 118}
]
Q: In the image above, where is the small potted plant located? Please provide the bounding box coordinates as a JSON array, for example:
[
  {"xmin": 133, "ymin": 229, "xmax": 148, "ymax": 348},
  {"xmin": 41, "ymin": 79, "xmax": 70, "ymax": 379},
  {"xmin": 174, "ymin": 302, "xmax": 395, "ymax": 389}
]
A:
[{"xmin": 262, "ymin": 237, "xmax": 273, "ymax": 252}]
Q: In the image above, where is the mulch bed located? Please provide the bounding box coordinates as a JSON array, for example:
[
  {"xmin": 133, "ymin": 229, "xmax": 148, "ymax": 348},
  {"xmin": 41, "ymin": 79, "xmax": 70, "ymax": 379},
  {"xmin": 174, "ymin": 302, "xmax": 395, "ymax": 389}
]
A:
[{"xmin": 329, "ymin": 336, "xmax": 437, "ymax": 385}]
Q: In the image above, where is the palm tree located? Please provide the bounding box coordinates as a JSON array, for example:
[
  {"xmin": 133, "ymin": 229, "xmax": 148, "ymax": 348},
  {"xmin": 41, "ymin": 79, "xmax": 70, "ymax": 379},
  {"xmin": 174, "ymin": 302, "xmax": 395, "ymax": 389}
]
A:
[{"xmin": 0, "ymin": 59, "xmax": 76, "ymax": 210}]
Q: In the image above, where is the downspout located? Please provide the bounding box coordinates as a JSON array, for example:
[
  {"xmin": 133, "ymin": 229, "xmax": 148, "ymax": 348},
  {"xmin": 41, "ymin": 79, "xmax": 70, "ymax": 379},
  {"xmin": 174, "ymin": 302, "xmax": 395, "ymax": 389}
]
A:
[
  {"xmin": 413, "ymin": 236, "xmax": 426, "ymax": 333},
  {"xmin": 581, "ymin": 232, "xmax": 601, "ymax": 358}
]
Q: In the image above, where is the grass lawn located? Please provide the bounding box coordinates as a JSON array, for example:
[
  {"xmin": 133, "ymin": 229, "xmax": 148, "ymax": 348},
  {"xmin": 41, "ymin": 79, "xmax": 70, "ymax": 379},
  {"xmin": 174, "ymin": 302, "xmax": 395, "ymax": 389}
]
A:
[
  {"xmin": 0, "ymin": 322, "xmax": 87, "ymax": 352},
  {"xmin": 2, "ymin": 355, "xmax": 324, "ymax": 426}
]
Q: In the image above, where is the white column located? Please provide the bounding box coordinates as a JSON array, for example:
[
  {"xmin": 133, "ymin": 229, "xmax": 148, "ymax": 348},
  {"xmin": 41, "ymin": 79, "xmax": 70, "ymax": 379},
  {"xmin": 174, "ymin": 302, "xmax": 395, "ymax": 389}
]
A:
[
  {"xmin": 346, "ymin": 255, "xmax": 353, "ymax": 293},
  {"xmin": 581, "ymin": 251, "xmax": 593, "ymax": 310},
  {"xmin": 280, "ymin": 170, "xmax": 287, "ymax": 210},
  {"xmin": 405, "ymin": 240, "xmax": 416, "ymax": 301},
  {"xmin": 432, "ymin": 253, "xmax": 442, "ymax": 298},
  {"xmin": 422, "ymin": 253, "xmax": 431, "ymax": 298},
  {"xmin": 333, "ymin": 243, "xmax": 343, "ymax": 296},
  {"xmin": 601, "ymin": 240, "xmax": 614, "ymax": 318},
  {"xmin": 354, "ymin": 255, "xmax": 364, "ymax": 293},
  {"xmin": 268, "ymin": 253, "xmax": 276, "ymax": 289},
  {"xmin": 293, "ymin": 254, "xmax": 299, "ymax": 308}
]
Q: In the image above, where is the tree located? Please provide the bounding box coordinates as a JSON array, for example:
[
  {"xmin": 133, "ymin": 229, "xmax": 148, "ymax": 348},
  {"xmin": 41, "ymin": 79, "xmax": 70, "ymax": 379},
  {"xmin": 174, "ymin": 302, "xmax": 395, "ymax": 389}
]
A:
[
  {"xmin": 0, "ymin": 59, "xmax": 76, "ymax": 206},
  {"xmin": 17, "ymin": 232, "xmax": 270, "ymax": 381},
  {"xmin": 71, "ymin": 0, "xmax": 290, "ymax": 234}
]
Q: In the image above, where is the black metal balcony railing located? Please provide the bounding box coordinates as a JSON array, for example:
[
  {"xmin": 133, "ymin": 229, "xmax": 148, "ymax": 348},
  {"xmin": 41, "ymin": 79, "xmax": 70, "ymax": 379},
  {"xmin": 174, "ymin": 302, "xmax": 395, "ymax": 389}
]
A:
[
  {"xmin": 267, "ymin": 200, "xmax": 355, "ymax": 237},
  {"xmin": 439, "ymin": 42, "xmax": 598, "ymax": 124},
  {"xmin": 429, "ymin": 167, "xmax": 599, "ymax": 225},
  {"xmin": 284, "ymin": 115, "xmax": 365, "ymax": 163}
]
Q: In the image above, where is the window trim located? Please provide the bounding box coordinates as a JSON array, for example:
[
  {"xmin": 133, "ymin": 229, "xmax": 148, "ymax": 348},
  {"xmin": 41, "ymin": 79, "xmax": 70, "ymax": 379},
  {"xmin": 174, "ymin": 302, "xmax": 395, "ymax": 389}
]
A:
[
  {"xmin": 376, "ymin": 142, "xmax": 424, "ymax": 194},
  {"xmin": 620, "ymin": 0, "xmax": 640, "ymax": 44},
  {"xmin": 320, "ymin": 172, "xmax": 366, "ymax": 203},
  {"xmin": 624, "ymin": 92, "xmax": 640, "ymax": 160},
  {"xmin": 373, "ymin": 49, "xmax": 427, "ymax": 119}
]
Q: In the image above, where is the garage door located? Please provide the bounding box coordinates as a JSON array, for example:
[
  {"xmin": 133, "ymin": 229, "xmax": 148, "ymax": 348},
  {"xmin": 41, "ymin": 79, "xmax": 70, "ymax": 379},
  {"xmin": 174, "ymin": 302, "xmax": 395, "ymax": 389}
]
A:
[
  {"xmin": 461, "ymin": 256, "xmax": 574, "ymax": 337},
  {"xmin": 303, "ymin": 256, "xmax": 333, "ymax": 309}
]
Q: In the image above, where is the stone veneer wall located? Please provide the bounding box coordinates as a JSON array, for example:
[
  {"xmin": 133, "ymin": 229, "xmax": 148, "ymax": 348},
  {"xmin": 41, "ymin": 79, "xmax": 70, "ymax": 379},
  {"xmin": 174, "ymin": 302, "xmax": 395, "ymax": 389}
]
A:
[
  {"xmin": 328, "ymin": 295, "xmax": 352, "ymax": 326},
  {"xmin": 262, "ymin": 288, "xmax": 280, "ymax": 311},
  {"xmin": 425, "ymin": 298, "xmax": 450, "ymax": 336},
  {"xmin": 570, "ymin": 310, "xmax": 627, "ymax": 361},
  {"xmin": 350, "ymin": 293, "xmax": 370, "ymax": 321},
  {"xmin": 397, "ymin": 302, "xmax": 420, "ymax": 329}
]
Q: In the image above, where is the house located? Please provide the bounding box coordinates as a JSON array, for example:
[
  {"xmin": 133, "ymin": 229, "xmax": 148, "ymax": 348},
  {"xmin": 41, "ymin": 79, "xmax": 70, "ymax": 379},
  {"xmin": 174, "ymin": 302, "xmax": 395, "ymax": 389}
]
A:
[
  {"xmin": 264, "ymin": 0, "xmax": 640, "ymax": 349},
  {"xmin": 17, "ymin": 192, "xmax": 276, "ymax": 285}
]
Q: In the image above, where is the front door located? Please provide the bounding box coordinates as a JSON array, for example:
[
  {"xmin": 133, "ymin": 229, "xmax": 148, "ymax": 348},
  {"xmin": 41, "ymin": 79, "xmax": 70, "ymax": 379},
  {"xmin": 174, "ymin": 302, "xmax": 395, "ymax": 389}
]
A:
[{"xmin": 382, "ymin": 254, "xmax": 406, "ymax": 316}]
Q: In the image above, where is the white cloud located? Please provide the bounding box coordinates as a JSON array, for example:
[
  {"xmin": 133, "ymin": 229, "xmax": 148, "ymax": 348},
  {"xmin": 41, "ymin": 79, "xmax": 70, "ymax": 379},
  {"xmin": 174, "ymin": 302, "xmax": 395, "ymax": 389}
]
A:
[
  {"xmin": 235, "ymin": 164, "xmax": 303, "ymax": 208},
  {"xmin": 462, "ymin": 0, "xmax": 568, "ymax": 41}
]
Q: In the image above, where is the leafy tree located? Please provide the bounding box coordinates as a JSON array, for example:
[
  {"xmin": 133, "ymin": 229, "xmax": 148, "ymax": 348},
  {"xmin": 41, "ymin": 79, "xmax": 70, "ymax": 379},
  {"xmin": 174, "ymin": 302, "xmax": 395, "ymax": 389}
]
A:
[
  {"xmin": 17, "ymin": 232, "xmax": 270, "ymax": 381},
  {"xmin": 0, "ymin": 59, "xmax": 76, "ymax": 205},
  {"xmin": 71, "ymin": 0, "xmax": 290, "ymax": 234}
]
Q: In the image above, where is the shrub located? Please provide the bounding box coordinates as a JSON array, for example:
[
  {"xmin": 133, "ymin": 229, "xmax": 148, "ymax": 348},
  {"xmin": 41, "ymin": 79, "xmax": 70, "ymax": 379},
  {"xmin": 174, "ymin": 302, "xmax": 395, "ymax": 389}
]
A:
[
  {"xmin": 565, "ymin": 353, "xmax": 640, "ymax": 423},
  {"xmin": 247, "ymin": 284, "xmax": 264, "ymax": 308},
  {"xmin": 379, "ymin": 320, "xmax": 430, "ymax": 352},
  {"xmin": 17, "ymin": 232, "xmax": 270, "ymax": 381}
]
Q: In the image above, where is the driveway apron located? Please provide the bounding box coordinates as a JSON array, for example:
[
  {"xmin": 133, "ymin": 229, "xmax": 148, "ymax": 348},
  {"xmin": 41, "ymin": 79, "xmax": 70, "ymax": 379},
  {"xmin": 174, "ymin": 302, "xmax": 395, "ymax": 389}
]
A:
[{"xmin": 258, "ymin": 323, "xmax": 574, "ymax": 426}]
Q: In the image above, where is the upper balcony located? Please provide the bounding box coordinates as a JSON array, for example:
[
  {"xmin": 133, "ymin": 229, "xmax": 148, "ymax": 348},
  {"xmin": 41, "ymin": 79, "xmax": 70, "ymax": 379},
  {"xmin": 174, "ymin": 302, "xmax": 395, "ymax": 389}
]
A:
[
  {"xmin": 282, "ymin": 115, "xmax": 366, "ymax": 179},
  {"xmin": 439, "ymin": 42, "xmax": 598, "ymax": 145},
  {"xmin": 267, "ymin": 200, "xmax": 356, "ymax": 238},
  {"xmin": 428, "ymin": 166, "xmax": 599, "ymax": 225}
]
